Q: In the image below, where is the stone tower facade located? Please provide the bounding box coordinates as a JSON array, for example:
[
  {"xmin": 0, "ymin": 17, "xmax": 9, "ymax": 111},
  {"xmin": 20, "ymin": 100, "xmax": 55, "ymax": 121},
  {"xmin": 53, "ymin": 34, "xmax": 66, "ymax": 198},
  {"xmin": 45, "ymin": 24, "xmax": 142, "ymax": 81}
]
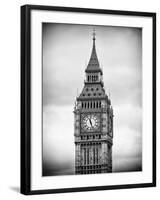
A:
[{"xmin": 74, "ymin": 31, "xmax": 113, "ymax": 174}]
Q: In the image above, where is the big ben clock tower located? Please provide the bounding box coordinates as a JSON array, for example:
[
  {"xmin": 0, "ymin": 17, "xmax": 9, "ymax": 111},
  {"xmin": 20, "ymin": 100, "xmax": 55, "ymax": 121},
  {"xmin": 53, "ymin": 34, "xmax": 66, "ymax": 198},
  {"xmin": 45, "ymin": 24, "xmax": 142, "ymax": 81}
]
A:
[{"xmin": 74, "ymin": 30, "xmax": 113, "ymax": 174}]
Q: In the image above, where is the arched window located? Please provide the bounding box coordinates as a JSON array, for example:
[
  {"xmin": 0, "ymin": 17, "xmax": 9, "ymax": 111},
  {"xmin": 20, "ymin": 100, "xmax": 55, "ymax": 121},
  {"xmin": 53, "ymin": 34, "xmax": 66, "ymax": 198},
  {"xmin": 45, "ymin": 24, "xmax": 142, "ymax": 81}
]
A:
[
  {"xmin": 84, "ymin": 148, "xmax": 86, "ymax": 165},
  {"xmin": 82, "ymin": 102, "xmax": 83, "ymax": 108},
  {"xmin": 93, "ymin": 148, "xmax": 95, "ymax": 164},
  {"xmin": 88, "ymin": 102, "xmax": 89, "ymax": 108},
  {"xmin": 96, "ymin": 101, "xmax": 98, "ymax": 108},
  {"xmin": 87, "ymin": 149, "xmax": 89, "ymax": 164}
]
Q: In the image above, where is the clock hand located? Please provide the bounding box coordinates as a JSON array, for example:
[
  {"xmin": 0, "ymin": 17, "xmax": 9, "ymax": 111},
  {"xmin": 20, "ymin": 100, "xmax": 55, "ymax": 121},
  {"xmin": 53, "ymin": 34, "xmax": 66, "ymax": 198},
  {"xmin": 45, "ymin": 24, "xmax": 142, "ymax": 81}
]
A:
[{"xmin": 89, "ymin": 118, "xmax": 92, "ymax": 127}]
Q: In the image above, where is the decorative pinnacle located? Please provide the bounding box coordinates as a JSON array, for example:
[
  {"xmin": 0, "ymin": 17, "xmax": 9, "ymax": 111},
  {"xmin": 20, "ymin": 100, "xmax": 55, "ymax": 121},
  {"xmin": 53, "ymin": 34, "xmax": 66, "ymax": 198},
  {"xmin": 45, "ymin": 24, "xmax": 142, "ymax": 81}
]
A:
[{"xmin": 93, "ymin": 28, "xmax": 96, "ymax": 41}]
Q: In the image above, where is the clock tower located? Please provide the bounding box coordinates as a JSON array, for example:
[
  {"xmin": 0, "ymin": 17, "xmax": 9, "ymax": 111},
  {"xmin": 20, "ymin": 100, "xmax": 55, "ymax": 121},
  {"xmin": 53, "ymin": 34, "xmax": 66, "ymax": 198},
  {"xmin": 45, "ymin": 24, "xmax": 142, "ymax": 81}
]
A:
[{"xmin": 74, "ymin": 30, "xmax": 113, "ymax": 174}]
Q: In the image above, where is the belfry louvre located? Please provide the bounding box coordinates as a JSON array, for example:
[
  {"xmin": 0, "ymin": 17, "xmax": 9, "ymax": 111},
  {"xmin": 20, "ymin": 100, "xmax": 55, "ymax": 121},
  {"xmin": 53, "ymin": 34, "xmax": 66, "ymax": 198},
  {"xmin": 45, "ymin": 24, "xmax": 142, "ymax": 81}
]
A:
[{"xmin": 74, "ymin": 30, "xmax": 114, "ymax": 174}]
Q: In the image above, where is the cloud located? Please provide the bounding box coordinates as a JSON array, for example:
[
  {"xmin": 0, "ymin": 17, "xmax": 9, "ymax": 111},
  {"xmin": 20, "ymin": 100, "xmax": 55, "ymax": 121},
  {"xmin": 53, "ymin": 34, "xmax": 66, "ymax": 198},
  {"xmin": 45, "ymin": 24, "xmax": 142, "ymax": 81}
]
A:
[
  {"xmin": 43, "ymin": 105, "xmax": 75, "ymax": 175},
  {"xmin": 113, "ymin": 157, "xmax": 142, "ymax": 172}
]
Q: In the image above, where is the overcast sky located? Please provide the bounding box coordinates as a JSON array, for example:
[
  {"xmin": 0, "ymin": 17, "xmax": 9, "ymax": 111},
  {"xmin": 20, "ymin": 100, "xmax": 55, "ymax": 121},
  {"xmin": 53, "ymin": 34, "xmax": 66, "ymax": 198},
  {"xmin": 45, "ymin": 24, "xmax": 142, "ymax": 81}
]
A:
[{"xmin": 42, "ymin": 23, "xmax": 142, "ymax": 176}]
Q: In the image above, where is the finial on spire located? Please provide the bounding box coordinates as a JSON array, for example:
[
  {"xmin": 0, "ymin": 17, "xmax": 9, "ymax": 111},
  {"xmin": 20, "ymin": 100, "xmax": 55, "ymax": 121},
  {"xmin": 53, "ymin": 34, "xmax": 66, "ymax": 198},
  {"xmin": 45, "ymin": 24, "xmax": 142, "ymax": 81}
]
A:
[{"xmin": 93, "ymin": 28, "xmax": 96, "ymax": 41}]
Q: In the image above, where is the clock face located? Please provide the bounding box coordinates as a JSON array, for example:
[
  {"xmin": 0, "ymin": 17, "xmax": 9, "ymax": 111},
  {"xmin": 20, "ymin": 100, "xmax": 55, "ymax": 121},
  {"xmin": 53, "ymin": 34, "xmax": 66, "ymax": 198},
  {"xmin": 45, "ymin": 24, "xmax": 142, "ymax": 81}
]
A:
[{"xmin": 81, "ymin": 114, "xmax": 100, "ymax": 131}]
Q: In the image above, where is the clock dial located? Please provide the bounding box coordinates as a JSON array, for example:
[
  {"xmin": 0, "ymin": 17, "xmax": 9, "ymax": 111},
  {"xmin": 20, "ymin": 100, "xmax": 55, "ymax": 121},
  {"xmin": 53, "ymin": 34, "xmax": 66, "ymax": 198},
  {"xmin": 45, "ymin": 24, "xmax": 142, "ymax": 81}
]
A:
[{"xmin": 81, "ymin": 114, "xmax": 100, "ymax": 131}]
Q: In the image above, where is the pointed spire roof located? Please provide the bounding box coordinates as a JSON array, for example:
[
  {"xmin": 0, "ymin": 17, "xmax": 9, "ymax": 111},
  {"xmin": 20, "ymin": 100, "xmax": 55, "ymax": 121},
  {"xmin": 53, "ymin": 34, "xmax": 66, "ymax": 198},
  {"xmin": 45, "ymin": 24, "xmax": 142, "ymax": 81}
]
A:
[{"xmin": 85, "ymin": 29, "xmax": 103, "ymax": 74}]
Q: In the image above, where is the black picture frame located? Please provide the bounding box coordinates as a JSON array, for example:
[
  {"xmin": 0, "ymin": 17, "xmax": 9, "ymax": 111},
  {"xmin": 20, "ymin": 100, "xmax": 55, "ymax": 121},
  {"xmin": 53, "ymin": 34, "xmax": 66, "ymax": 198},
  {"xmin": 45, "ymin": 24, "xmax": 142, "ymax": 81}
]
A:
[{"xmin": 21, "ymin": 4, "xmax": 156, "ymax": 195}]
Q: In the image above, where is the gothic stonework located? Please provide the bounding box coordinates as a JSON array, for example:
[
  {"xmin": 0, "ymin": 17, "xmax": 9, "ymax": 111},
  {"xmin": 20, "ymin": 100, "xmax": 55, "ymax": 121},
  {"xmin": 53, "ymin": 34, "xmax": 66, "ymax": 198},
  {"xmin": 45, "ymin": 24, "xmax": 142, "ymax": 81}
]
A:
[{"xmin": 74, "ymin": 31, "xmax": 113, "ymax": 174}]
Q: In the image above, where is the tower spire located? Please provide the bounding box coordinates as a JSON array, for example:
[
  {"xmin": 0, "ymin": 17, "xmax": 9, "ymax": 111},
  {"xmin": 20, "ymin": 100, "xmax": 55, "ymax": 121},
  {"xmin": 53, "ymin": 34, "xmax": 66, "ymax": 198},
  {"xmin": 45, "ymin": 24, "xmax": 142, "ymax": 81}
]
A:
[
  {"xmin": 93, "ymin": 28, "xmax": 96, "ymax": 42},
  {"xmin": 85, "ymin": 29, "xmax": 103, "ymax": 75}
]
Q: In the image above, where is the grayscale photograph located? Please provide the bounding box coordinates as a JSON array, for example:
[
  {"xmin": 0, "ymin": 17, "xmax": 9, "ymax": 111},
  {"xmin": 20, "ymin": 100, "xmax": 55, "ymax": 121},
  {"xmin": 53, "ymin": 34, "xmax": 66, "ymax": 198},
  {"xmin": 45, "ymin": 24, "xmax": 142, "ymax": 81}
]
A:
[{"xmin": 42, "ymin": 23, "xmax": 142, "ymax": 176}]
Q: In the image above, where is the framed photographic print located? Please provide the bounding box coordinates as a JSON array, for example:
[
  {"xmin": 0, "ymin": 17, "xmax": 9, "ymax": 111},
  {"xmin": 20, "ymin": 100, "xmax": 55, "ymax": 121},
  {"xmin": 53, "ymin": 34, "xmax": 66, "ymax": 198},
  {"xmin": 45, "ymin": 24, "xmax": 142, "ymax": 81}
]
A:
[{"xmin": 21, "ymin": 4, "xmax": 156, "ymax": 195}]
